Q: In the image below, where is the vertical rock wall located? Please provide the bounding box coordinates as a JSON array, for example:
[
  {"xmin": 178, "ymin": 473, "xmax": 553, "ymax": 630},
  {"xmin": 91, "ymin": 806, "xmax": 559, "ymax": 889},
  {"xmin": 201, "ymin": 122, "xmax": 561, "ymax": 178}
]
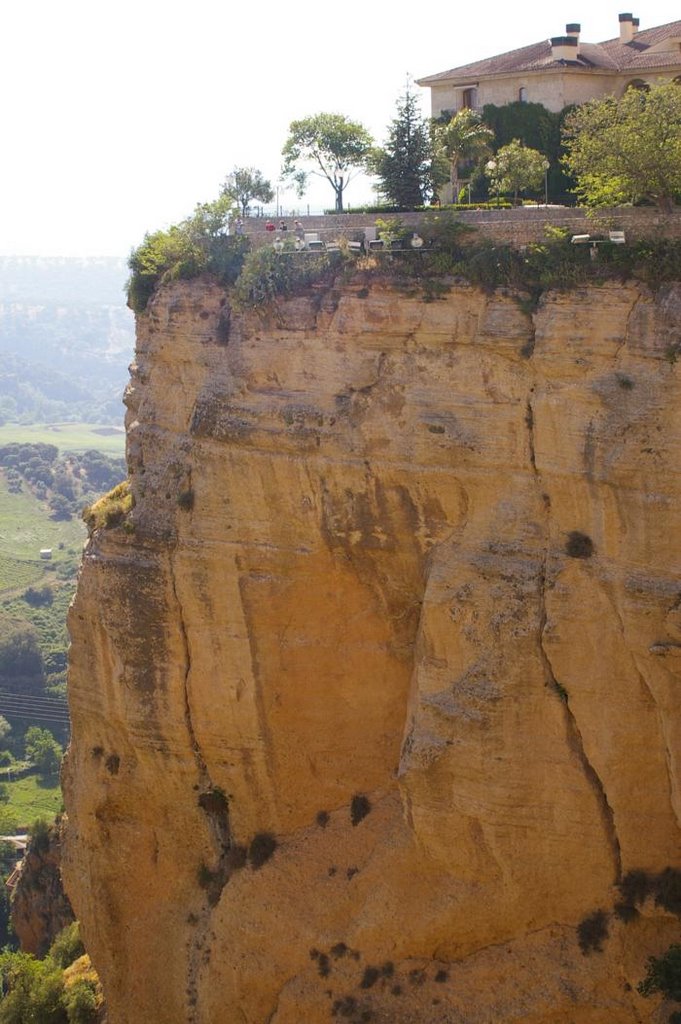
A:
[{"xmin": 63, "ymin": 276, "xmax": 681, "ymax": 1023}]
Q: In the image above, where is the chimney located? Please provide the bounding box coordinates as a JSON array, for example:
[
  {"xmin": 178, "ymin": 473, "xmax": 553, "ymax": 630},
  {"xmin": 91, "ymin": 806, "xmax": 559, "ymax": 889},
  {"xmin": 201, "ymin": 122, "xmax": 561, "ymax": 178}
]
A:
[
  {"xmin": 566, "ymin": 23, "xmax": 581, "ymax": 54},
  {"xmin": 619, "ymin": 13, "xmax": 635, "ymax": 43},
  {"xmin": 632, "ymin": 16, "xmax": 640, "ymax": 34},
  {"xmin": 551, "ymin": 35, "xmax": 579, "ymax": 61}
]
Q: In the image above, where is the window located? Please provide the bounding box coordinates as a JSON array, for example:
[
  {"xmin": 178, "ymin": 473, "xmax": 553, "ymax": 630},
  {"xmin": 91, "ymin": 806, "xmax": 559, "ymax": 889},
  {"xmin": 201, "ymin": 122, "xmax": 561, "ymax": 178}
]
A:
[
  {"xmin": 625, "ymin": 78, "xmax": 650, "ymax": 92},
  {"xmin": 519, "ymin": 87, "xmax": 527, "ymax": 102},
  {"xmin": 462, "ymin": 87, "xmax": 477, "ymax": 109}
]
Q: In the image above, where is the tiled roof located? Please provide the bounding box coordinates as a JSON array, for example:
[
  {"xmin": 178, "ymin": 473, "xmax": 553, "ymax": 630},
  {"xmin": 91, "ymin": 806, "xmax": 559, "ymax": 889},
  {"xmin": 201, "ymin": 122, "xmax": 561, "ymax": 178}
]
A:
[{"xmin": 418, "ymin": 19, "xmax": 681, "ymax": 84}]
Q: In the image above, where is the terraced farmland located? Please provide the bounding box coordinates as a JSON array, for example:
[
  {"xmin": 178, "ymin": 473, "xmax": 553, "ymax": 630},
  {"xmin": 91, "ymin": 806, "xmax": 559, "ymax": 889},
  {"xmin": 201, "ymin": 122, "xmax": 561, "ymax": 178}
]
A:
[{"xmin": 0, "ymin": 555, "xmax": 45, "ymax": 595}]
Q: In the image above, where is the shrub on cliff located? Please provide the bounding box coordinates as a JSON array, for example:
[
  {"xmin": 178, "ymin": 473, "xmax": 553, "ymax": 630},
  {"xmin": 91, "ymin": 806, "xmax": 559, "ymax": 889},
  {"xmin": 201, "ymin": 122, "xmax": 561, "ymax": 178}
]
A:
[
  {"xmin": 82, "ymin": 481, "xmax": 133, "ymax": 534},
  {"xmin": 127, "ymin": 196, "xmax": 249, "ymax": 313},
  {"xmin": 232, "ymin": 244, "xmax": 343, "ymax": 309}
]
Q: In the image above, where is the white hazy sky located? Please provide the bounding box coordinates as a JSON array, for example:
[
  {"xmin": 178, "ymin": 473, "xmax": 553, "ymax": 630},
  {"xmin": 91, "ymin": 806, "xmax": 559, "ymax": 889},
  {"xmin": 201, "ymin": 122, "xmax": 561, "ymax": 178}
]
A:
[{"xmin": 2, "ymin": 0, "xmax": 678, "ymax": 257}]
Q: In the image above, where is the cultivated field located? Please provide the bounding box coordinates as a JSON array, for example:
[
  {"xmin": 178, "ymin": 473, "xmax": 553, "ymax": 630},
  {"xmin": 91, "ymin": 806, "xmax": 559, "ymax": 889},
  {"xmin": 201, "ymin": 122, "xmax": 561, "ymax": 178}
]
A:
[
  {"xmin": 0, "ymin": 479, "xmax": 84, "ymax": 584},
  {"xmin": 0, "ymin": 422, "xmax": 126, "ymax": 456}
]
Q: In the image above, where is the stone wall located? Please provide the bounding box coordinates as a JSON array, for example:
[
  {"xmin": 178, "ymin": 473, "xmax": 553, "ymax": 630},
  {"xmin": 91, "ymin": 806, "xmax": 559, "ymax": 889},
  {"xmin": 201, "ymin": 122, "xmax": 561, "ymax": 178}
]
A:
[{"xmin": 243, "ymin": 207, "xmax": 681, "ymax": 249}]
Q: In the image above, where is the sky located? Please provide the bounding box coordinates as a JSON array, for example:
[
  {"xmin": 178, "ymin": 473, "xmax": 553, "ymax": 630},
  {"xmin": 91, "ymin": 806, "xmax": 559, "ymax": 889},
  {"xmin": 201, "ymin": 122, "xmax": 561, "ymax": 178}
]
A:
[{"xmin": 1, "ymin": 0, "xmax": 679, "ymax": 257}]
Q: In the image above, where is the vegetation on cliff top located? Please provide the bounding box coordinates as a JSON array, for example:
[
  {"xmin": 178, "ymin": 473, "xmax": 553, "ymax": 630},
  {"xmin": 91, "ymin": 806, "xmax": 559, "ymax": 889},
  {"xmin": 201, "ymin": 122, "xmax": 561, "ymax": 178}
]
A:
[
  {"xmin": 563, "ymin": 82, "xmax": 681, "ymax": 212},
  {"xmin": 126, "ymin": 197, "xmax": 248, "ymax": 313},
  {"xmin": 128, "ymin": 199, "xmax": 681, "ymax": 317}
]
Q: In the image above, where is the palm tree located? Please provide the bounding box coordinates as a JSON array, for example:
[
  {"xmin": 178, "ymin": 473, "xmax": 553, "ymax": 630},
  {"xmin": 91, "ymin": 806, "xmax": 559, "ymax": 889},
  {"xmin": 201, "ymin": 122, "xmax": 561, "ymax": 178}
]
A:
[{"xmin": 436, "ymin": 109, "xmax": 494, "ymax": 204}]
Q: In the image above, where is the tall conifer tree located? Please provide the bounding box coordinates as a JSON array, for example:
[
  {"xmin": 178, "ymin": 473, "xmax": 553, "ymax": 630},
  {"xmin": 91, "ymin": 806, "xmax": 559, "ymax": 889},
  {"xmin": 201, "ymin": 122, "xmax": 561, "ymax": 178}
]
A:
[{"xmin": 374, "ymin": 82, "xmax": 432, "ymax": 208}]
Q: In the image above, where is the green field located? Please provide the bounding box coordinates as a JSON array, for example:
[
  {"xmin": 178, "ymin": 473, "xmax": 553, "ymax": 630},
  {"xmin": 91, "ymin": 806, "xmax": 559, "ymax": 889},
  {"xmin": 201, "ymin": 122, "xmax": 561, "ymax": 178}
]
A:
[
  {"xmin": 0, "ymin": 478, "xmax": 84, "ymax": 576},
  {"xmin": 2, "ymin": 772, "xmax": 62, "ymax": 828},
  {"xmin": 0, "ymin": 422, "xmax": 125, "ymax": 456},
  {"xmin": 0, "ymin": 555, "xmax": 46, "ymax": 594}
]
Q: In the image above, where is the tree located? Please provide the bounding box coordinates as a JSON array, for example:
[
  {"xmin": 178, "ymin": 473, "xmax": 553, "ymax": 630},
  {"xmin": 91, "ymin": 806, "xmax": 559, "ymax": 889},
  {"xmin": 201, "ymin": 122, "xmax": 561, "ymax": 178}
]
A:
[
  {"xmin": 281, "ymin": 113, "xmax": 374, "ymax": 212},
  {"xmin": 24, "ymin": 727, "xmax": 63, "ymax": 778},
  {"xmin": 434, "ymin": 109, "xmax": 494, "ymax": 204},
  {"xmin": 485, "ymin": 139, "xmax": 549, "ymax": 204},
  {"xmin": 482, "ymin": 100, "xmax": 576, "ymax": 200},
  {"xmin": 0, "ymin": 626, "xmax": 44, "ymax": 684},
  {"xmin": 562, "ymin": 82, "xmax": 681, "ymax": 211},
  {"xmin": 373, "ymin": 82, "xmax": 433, "ymax": 208},
  {"xmin": 221, "ymin": 167, "xmax": 274, "ymax": 217}
]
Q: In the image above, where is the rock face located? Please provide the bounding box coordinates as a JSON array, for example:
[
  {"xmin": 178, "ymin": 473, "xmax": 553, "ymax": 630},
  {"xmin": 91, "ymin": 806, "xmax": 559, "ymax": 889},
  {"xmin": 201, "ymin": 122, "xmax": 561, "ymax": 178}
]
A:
[
  {"xmin": 63, "ymin": 274, "xmax": 681, "ymax": 1024},
  {"xmin": 12, "ymin": 823, "xmax": 75, "ymax": 956}
]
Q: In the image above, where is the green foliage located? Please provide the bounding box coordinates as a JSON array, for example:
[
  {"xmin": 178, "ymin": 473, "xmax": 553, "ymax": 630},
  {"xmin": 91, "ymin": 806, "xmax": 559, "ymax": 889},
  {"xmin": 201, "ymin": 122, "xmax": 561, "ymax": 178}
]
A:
[
  {"xmin": 0, "ymin": 625, "xmax": 44, "ymax": 684},
  {"xmin": 281, "ymin": 113, "xmax": 374, "ymax": 212},
  {"xmin": 485, "ymin": 139, "xmax": 549, "ymax": 204},
  {"xmin": 638, "ymin": 944, "xmax": 681, "ymax": 1002},
  {"xmin": 221, "ymin": 166, "xmax": 274, "ymax": 217},
  {"xmin": 0, "ymin": 930, "xmax": 98, "ymax": 1024},
  {"xmin": 433, "ymin": 110, "xmax": 494, "ymax": 202},
  {"xmin": 62, "ymin": 980, "xmax": 97, "ymax": 1024},
  {"xmin": 336, "ymin": 201, "xmax": 513, "ymax": 213},
  {"xmin": 0, "ymin": 951, "xmax": 66, "ymax": 1024},
  {"xmin": 562, "ymin": 82, "xmax": 681, "ymax": 211},
  {"xmin": 372, "ymin": 83, "xmax": 434, "ymax": 208},
  {"xmin": 24, "ymin": 728, "xmax": 62, "ymax": 778},
  {"xmin": 49, "ymin": 925, "xmax": 84, "ymax": 971},
  {"xmin": 82, "ymin": 480, "xmax": 132, "ymax": 534},
  {"xmin": 24, "ymin": 586, "xmax": 54, "ymax": 607},
  {"xmin": 0, "ymin": 442, "xmax": 126, "ymax": 521},
  {"xmin": 4, "ymin": 777, "xmax": 62, "ymax": 825},
  {"xmin": 127, "ymin": 195, "xmax": 248, "ymax": 313},
  {"xmin": 482, "ymin": 101, "xmax": 575, "ymax": 199},
  {"xmin": 0, "ymin": 806, "xmax": 18, "ymax": 836},
  {"xmin": 375, "ymin": 218, "xmax": 408, "ymax": 247},
  {"xmin": 232, "ymin": 245, "xmax": 342, "ymax": 309}
]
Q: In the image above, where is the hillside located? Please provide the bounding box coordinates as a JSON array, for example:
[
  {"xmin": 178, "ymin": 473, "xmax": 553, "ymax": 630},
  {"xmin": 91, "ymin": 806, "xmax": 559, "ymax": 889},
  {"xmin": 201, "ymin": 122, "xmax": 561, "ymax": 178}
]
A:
[
  {"xmin": 0, "ymin": 257, "xmax": 134, "ymax": 424},
  {"xmin": 0, "ymin": 439, "xmax": 125, "ymax": 734}
]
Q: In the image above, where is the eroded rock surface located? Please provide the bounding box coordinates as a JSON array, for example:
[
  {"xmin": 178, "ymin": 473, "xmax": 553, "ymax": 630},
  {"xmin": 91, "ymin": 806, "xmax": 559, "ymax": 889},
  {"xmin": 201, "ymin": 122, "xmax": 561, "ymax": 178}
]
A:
[{"xmin": 63, "ymin": 276, "xmax": 681, "ymax": 1023}]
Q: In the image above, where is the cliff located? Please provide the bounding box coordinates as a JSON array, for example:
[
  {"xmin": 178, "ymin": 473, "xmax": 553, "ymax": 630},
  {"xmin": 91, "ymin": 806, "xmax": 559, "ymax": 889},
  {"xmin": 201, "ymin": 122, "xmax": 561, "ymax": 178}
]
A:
[
  {"xmin": 12, "ymin": 823, "xmax": 75, "ymax": 956},
  {"xmin": 63, "ymin": 272, "xmax": 681, "ymax": 1024}
]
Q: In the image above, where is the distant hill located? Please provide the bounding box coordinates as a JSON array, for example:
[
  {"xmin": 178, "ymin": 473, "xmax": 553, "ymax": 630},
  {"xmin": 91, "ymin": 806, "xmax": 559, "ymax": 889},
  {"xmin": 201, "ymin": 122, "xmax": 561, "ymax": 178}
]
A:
[{"xmin": 0, "ymin": 257, "xmax": 135, "ymax": 424}]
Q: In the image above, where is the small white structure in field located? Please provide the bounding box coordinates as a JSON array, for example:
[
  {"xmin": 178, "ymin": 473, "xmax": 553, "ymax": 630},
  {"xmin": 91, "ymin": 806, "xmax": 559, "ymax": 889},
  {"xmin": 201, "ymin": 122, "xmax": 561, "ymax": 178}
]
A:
[{"xmin": 39, "ymin": 549, "xmax": 52, "ymax": 560}]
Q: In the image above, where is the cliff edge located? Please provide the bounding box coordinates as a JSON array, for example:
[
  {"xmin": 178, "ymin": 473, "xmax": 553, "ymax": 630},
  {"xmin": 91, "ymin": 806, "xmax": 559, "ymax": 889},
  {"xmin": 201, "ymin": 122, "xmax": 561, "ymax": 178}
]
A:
[{"xmin": 63, "ymin": 274, "xmax": 681, "ymax": 1023}]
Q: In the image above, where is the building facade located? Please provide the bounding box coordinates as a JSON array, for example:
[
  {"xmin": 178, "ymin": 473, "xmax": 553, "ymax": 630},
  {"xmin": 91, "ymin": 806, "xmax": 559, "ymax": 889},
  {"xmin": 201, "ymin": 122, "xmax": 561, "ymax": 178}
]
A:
[{"xmin": 418, "ymin": 14, "xmax": 681, "ymax": 117}]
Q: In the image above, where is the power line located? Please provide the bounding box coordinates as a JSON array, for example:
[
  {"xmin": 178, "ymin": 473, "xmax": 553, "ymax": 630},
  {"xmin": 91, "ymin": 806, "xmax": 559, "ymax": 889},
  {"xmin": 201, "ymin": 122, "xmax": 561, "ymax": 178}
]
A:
[
  {"xmin": 0, "ymin": 690, "xmax": 69, "ymax": 724},
  {"xmin": 0, "ymin": 690, "xmax": 67, "ymax": 708}
]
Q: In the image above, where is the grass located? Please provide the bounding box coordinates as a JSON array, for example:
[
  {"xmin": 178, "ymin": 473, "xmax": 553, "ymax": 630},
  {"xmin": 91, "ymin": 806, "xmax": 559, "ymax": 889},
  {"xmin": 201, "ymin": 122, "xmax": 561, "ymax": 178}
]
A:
[
  {"xmin": 2, "ymin": 772, "xmax": 62, "ymax": 827},
  {"xmin": 83, "ymin": 480, "xmax": 132, "ymax": 534},
  {"xmin": 0, "ymin": 555, "xmax": 46, "ymax": 594},
  {"xmin": 0, "ymin": 476, "xmax": 85, "ymax": 566},
  {"xmin": 0, "ymin": 423, "xmax": 125, "ymax": 457}
]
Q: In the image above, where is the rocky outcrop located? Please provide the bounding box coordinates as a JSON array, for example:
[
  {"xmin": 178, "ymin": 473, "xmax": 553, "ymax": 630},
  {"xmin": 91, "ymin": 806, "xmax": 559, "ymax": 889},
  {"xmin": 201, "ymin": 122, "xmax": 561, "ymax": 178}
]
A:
[
  {"xmin": 63, "ymin": 273, "xmax": 681, "ymax": 1023},
  {"xmin": 12, "ymin": 822, "xmax": 75, "ymax": 955}
]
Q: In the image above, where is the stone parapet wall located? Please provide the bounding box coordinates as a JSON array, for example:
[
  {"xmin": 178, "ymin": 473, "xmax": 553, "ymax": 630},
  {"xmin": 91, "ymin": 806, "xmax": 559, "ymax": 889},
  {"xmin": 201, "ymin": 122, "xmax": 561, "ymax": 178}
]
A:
[{"xmin": 242, "ymin": 207, "xmax": 681, "ymax": 249}]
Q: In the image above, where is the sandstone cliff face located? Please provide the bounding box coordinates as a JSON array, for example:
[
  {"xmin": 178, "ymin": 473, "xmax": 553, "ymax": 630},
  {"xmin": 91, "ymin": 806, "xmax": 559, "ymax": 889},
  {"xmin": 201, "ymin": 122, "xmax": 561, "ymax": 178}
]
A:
[{"xmin": 63, "ymin": 274, "xmax": 681, "ymax": 1024}]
